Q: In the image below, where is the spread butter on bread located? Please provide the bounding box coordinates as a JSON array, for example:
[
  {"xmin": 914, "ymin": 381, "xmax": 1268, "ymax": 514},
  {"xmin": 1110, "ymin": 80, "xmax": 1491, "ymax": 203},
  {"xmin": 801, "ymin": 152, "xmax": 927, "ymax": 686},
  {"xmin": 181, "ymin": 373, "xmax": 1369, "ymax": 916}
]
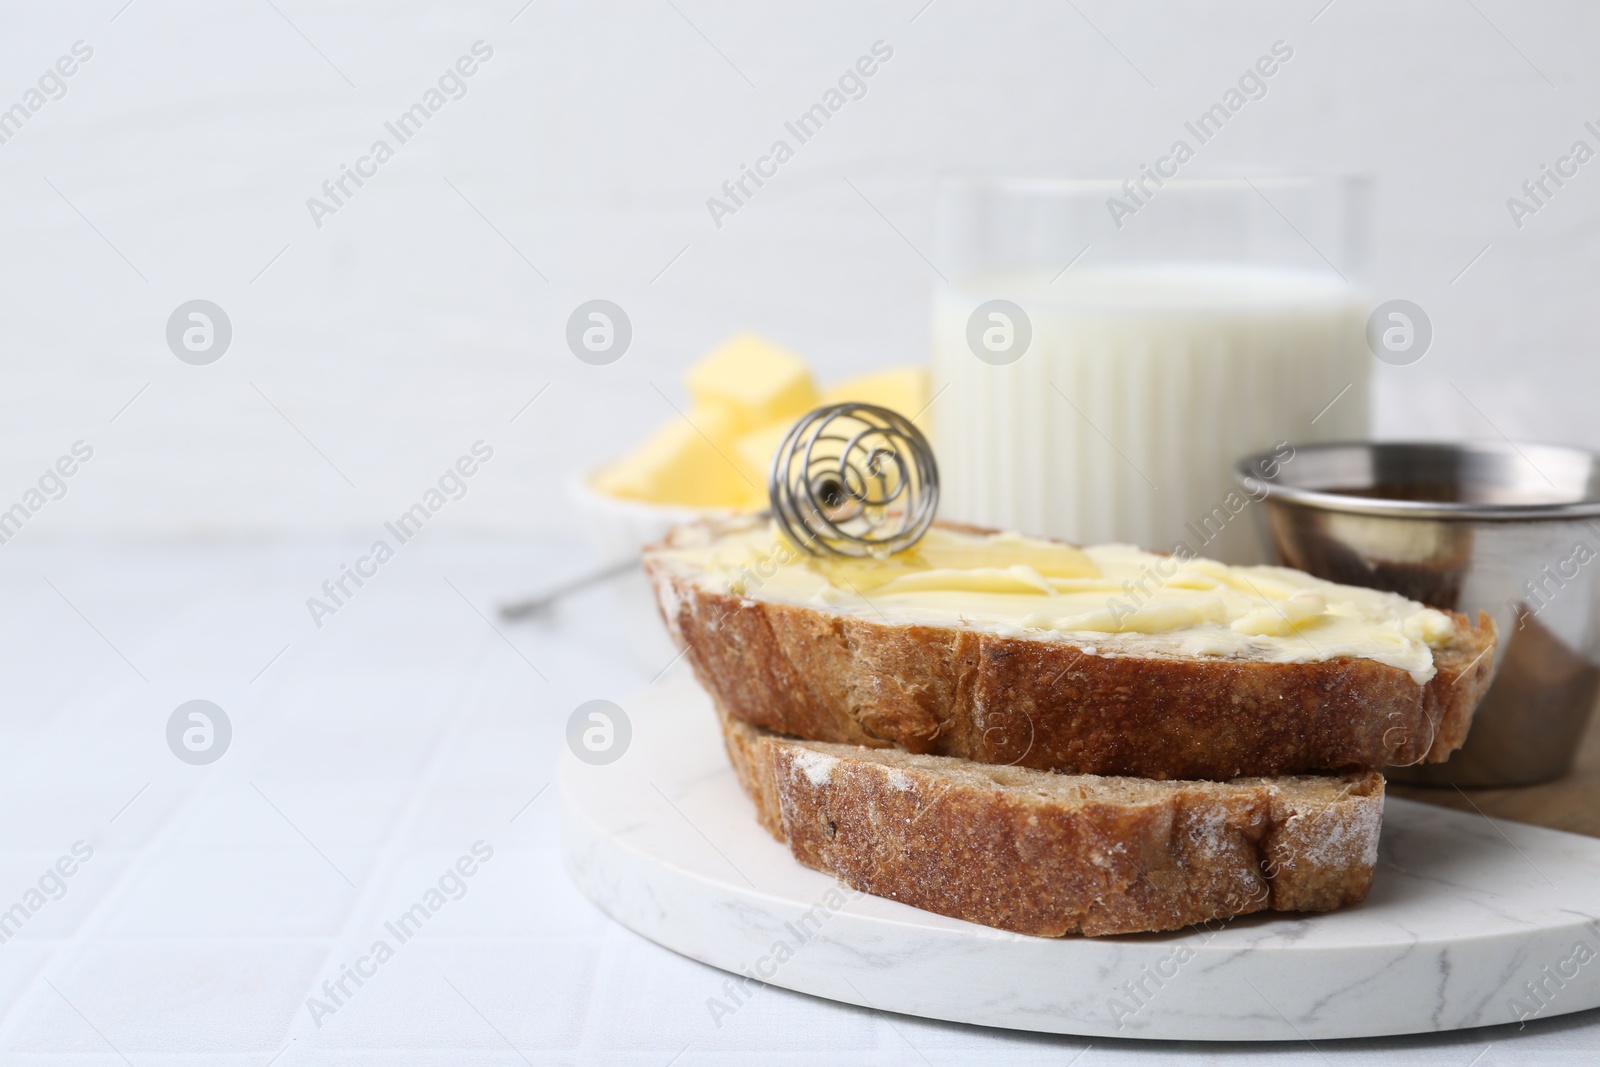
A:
[{"xmin": 645, "ymin": 516, "xmax": 1496, "ymax": 781}]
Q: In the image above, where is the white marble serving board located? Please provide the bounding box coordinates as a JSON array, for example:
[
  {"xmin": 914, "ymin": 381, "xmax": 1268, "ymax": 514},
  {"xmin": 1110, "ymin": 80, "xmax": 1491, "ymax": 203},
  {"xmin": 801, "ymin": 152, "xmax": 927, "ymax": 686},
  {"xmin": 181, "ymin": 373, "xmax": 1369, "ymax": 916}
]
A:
[{"xmin": 560, "ymin": 675, "xmax": 1600, "ymax": 1041}]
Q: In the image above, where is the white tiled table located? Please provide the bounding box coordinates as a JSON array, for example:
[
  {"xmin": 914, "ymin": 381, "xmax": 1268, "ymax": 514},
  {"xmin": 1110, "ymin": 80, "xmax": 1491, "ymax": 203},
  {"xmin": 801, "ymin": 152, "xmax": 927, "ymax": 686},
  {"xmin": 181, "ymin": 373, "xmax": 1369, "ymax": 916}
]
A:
[{"xmin": 0, "ymin": 535, "xmax": 1596, "ymax": 1066}]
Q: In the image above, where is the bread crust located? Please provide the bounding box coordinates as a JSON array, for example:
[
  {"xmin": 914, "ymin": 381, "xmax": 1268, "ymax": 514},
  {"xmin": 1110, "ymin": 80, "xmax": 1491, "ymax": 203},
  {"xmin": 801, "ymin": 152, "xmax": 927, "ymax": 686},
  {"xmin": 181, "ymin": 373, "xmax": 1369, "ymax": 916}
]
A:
[
  {"xmin": 646, "ymin": 523, "xmax": 1497, "ymax": 781},
  {"xmin": 721, "ymin": 712, "xmax": 1384, "ymax": 937}
]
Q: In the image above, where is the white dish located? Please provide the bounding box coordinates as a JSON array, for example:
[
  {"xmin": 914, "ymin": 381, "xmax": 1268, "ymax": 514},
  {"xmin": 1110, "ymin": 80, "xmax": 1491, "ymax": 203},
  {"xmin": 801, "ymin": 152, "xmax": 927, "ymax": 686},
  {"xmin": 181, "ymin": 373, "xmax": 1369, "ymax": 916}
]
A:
[
  {"xmin": 567, "ymin": 471, "xmax": 729, "ymax": 561},
  {"xmin": 561, "ymin": 674, "xmax": 1600, "ymax": 1041}
]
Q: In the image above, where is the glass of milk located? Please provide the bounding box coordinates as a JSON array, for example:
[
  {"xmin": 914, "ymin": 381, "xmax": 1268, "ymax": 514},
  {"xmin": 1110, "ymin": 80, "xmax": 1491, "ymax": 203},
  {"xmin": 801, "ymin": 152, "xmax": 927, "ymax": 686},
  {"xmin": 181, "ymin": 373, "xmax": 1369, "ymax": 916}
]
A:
[{"xmin": 930, "ymin": 176, "xmax": 1371, "ymax": 563}]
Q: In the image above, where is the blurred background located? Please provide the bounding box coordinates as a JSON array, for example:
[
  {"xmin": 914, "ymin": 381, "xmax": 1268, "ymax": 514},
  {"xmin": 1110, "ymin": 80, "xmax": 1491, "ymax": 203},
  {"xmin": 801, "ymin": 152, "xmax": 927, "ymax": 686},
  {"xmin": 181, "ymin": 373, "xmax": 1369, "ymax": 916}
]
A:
[{"xmin": 1, "ymin": 0, "xmax": 1595, "ymax": 542}]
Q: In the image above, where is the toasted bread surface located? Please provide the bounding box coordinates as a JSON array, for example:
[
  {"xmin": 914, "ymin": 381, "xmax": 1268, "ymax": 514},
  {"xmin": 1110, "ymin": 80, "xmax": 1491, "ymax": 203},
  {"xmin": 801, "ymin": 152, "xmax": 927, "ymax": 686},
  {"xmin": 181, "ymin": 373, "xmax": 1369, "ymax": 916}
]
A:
[{"xmin": 721, "ymin": 712, "xmax": 1384, "ymax": 937}]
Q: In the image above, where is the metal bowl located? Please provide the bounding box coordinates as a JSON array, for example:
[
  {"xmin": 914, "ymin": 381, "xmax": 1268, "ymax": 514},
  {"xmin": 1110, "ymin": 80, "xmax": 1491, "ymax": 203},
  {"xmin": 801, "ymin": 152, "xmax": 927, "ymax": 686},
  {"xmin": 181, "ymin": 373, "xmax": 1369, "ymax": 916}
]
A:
[{"xmin": 1234, "ymin": 440, "xmax": 1600, "ymax": 787}]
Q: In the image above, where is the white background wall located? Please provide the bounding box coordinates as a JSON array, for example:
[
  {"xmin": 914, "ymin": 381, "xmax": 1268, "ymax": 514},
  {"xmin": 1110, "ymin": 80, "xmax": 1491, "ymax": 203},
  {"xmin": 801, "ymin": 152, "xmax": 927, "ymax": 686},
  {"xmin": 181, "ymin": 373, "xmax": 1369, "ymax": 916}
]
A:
[{"xmin": 0, "ymin": 0, "xmax": 1595, "ymax": 538}]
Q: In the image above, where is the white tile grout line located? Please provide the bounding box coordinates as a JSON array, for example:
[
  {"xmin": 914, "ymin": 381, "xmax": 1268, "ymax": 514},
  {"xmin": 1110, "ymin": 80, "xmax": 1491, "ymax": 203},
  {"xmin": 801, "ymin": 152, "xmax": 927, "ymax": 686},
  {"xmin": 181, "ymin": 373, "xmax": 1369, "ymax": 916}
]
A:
[
  {"xmin": 0, "ymin": 545, "xmax": 601, "ymax": 1060},
  {"xmin": 271, "ymin": 636, "xmax": 515, "ymax": 1055},
  {"xmin": 0, "ymin": 778, "xmax": 207, "ymax": 1048},
  {"xmin": 0, "ymin": 559, "xmax": 190, "ymax": 783},
  {"xmin": 0, "ymin": 656, "xmax": 137, "ymax": 785},
  {"xmin": 0, "ymin": 585, "xmax": 504, "ymax": 1057},
  {"xmin": 0, "ymin": 648, "xmax": 355, "ymax": 1049},
  {"xmin": 0, "ymin": 559, "xmax": 236, "ymax": 1045}
]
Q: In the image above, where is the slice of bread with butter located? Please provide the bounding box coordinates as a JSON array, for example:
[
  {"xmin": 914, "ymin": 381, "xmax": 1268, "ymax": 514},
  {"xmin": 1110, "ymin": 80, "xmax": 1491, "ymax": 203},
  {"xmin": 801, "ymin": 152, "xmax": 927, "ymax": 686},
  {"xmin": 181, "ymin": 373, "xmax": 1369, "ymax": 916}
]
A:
[{"xmin": 645, "ymin": 515, "xmax": 1496, "ymax": 782}]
